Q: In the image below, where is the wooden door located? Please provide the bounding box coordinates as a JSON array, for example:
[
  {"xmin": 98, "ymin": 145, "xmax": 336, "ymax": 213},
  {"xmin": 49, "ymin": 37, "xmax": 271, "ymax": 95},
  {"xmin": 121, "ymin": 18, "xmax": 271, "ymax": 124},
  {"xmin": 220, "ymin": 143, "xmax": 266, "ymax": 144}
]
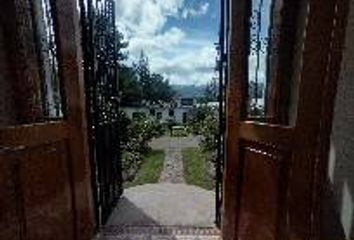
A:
[
  {"xmin": 222, "ymin": 0, "xmax": 349, "ymax": 240},
  {"xmin": 0, "ymin": 0, "xmax": 94, "ymax": 240}
]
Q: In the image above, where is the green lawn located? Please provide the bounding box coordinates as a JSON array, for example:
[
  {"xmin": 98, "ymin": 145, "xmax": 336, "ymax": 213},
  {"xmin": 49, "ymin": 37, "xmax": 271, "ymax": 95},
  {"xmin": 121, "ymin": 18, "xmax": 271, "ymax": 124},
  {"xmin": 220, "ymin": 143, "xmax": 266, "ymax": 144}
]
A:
[
  {"xmin": 182, "ymin": 147, "xmax": 214, "ymax": 190},
  {"xmin": 125, "ymin": 150, "xmax": 165, "ymax": 188}
]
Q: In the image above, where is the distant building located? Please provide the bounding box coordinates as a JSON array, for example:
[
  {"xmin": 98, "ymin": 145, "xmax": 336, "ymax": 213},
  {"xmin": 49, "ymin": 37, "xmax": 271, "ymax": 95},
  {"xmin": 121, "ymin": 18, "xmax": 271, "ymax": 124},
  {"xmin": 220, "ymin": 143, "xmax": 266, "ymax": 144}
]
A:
[{"xmin": 121, "ymin": 97, "xmax": 197, "ymax": 124}]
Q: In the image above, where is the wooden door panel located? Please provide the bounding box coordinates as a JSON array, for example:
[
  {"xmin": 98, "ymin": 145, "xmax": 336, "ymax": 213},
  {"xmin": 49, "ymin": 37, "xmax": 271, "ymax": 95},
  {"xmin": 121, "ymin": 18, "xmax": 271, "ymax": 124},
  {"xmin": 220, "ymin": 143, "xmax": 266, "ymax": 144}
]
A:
[
  {"xmin": 239, "ymin": 122, "xmax": 293, "ymax": 146},
  {"xmin": 0, "ymin": 0, "xmax": 94, "ymax": 239},
  {"xmin": 0, "ymin": 122, "xmax": 69, "ymax": 148},
  {"xmin": 21, "ymin": 141, "xmax": 74, "ymax": 240},
  {"xmin": 287, "ymin": 151, "xmax": 313, "ymax": 240},
  {"xmin": 223, "ymin": 0, "xmax": 349, "ymax": 239},
  {"xmin": 237, "ymin": 143, "xmax": 289, "ymax": 240},
  {"xmin": 0, "ymin": 153, "xmax": 22, "ymax": 240}
]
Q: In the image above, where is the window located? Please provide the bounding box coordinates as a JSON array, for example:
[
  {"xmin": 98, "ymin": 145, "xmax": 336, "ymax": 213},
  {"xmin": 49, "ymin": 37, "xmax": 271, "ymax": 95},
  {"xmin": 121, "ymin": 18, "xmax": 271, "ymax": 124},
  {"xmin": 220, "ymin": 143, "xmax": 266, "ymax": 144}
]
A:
[
  {"xmin": 150, "ymin": 109, "xmax": 156, "ymax": 116},
  {"xmin": 132, "ymin": 112, "xmax": 145, "ymax": 120},
  {"xmin": 156, "ymin": 112, "xmax": 162, "ymax": 120},
  {"xmin": 183, "ymin": 112, "xmax": 188, "ymax": 124},
  {"xmin": 181, "ymin": 98, "xmax": 194, "ymax": 106},
  {"xmin": 169, "ymin": 109, "xmax": 174, "ymax": 117}
]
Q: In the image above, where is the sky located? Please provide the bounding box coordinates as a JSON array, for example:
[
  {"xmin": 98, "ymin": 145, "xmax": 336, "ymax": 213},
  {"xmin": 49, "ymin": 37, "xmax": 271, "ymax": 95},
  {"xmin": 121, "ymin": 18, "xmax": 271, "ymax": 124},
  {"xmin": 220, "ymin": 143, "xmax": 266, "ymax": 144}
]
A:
[{"xmin": 116, "ymin": 0, "xmax": 220, "ymax": 86}]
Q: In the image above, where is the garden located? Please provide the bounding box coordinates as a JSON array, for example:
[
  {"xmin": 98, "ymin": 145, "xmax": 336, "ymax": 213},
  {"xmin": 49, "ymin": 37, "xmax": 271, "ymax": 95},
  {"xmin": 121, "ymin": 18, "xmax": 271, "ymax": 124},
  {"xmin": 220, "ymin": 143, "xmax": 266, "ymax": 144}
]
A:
[
  {"xmin": 119, "ymin": 112, "xmax": 165, "ymax": 187},
  {"xmin": 120, "ymin": 104, "xmax": 220, "ymax": 191}
]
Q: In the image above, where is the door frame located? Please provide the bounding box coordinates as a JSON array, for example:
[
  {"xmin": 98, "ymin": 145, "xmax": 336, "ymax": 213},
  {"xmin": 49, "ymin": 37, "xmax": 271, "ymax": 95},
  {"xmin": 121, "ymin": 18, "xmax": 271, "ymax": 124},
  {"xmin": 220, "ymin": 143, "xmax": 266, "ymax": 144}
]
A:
[
  {"xmin": 0, "ymin": 0, "xmax": 95, "ymax": 239},
  {"xmin": 54, "ymin": 0, "xmax": 95, "ymax": 237},
  {"xmin": 222, "ymin": 0, "xmax": 351, "ymax": 239}
]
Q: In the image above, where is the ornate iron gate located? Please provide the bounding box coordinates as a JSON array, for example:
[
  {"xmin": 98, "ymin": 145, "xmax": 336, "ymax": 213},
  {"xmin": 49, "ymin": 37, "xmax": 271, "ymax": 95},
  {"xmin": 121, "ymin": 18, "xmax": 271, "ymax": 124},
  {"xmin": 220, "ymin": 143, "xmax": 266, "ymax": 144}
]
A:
[
  {"xmin": 79, "ymin": 0, "xmax": 123, "ymax": 227},
  {"xmin": 215, "ymin": 0, "xmax": 229, "ymax": 227}
]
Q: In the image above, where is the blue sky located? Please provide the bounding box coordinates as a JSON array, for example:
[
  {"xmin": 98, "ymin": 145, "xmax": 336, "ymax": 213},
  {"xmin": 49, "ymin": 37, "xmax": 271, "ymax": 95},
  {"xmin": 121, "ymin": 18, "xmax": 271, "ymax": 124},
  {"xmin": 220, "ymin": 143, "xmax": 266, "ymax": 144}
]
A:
[{"xmin": 116, "ymin": 0, "xmax": 220, "ymax": 85}]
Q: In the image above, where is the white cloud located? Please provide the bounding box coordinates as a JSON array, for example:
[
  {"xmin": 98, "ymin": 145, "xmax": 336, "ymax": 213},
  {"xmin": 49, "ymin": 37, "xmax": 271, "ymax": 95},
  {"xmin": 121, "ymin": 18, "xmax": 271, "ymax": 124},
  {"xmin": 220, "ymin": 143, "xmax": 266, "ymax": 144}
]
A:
[
  {"xmin": 116, "ymin": 0, "xmax": 216, "ymax": 85},
  {"xmin": 128, "ymin": 27, "xmax": 186, "ymax": 56},
  {"xmin": 152, "ymin": 45, "xmax": 215, "ymax": 75},
  {"xmin": 150, "ymin": 44, "xmax": 216, "ymax": 85},
  {"xmin": 116, "ymin": 0, "xmax": 184, "ymax": 36},
  {"xmin": 181, "ymin": 2, "xmax": 210, "ymax": 19}
]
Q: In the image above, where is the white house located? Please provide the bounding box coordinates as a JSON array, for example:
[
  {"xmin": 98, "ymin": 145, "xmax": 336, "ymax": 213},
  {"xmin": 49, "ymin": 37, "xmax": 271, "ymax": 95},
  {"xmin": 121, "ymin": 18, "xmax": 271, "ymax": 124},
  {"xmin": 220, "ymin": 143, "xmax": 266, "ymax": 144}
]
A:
[{"xmin": 121, "ymin": 98, "xmax": 197, "ymax": 124}]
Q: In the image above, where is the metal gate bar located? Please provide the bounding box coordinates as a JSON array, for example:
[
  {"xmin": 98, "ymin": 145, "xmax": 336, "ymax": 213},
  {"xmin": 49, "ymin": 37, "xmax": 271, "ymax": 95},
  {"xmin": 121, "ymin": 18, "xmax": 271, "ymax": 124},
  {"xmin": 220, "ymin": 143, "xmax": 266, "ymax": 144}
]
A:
[
  {"xmin": 215, "ymin": 0, "xmax": 229, "ymax": 227},
  {"xmin": 79, "ymin": 0, "xmax": 123, "ymax": 227}
]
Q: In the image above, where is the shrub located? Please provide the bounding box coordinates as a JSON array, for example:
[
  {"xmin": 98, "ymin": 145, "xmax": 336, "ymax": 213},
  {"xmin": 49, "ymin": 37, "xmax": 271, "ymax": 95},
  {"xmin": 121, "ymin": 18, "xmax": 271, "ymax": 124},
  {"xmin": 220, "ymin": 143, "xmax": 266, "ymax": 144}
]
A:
[
  {"xmin": 187, "ymin": 105, "xmax": 214, "ymax": 135},
  {"xmin": 187, "ymin": 105, "xmax": 219, "ymax": 171},
  {"xmin": 119, "ymin": 111, "xmax": 164, "ymax": 181}
]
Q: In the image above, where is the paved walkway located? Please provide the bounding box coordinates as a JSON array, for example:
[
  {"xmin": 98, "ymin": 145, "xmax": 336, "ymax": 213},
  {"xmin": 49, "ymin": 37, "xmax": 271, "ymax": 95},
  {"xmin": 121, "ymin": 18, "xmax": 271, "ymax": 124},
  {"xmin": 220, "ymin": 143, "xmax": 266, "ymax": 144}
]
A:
[
  {"xmin": 96, "ymin": 136, "xmax": 218, "ymax": 239},
  {"xmin": 98, "ymin": 183, "xmax": 217, "ymax": 239},
  {"xmin": 151, "ymin": 136, "xmax": 200, "ymax": 183},
  {"xmin": 106, "ymin": 183, "xmax": 215, "ymax": 227},
  {"xmin": 159, "ymin": 145, "xmax": 185, "ymax": 183}
]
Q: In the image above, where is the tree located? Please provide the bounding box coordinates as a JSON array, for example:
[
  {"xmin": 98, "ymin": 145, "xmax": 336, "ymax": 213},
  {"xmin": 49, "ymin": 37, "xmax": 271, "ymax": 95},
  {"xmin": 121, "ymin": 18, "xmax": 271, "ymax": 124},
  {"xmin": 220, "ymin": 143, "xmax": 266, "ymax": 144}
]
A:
[
  {"xmin": 203, "ymin": 77, "xmax": 218, "ymax": 103},
  {"xmin": 135, "ymin": 51, "xmax": 152, "ymax": 101},
  {"xmin": 114, "ymin": 29, "xmax": 129, "ymax": 62},
  {"xmin": 117, "ymin": 41, "xmax": 175, "ymax": 106},
  {"xmin": 149, "ymin": 73, "xmax": 175, "ymax": 103},
  {"xmin": 134, "ymin": 51, "xmax": 175, "ymax": 104},
  {"xmin": 115, "ymin": 32, "xmax": 143, "ymax": 106},
  {"xmin": 120, "ymin": 65, "xmax": 143, "ymax": 106}
]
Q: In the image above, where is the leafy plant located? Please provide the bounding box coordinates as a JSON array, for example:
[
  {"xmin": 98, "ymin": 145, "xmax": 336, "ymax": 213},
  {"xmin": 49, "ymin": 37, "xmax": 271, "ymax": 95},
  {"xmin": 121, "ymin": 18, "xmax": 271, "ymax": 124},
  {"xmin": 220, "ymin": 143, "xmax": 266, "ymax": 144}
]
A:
[
  {"xmin": 119, "ymin": 112, "xmax": 165, "ymax": 182},
  {"xmin": 187, "ymin": 105, "xmax": 215, "ymax": 135},
  {"xmin": 187, "ymin": 105, "xmax": 219, "ymax": 169}
]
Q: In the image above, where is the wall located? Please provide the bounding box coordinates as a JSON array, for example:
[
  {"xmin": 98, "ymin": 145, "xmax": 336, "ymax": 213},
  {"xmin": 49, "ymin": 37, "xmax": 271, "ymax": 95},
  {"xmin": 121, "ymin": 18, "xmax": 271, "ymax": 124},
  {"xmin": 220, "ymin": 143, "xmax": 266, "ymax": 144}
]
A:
[
  {"xmin": 121, "ymin": 106, "xmax": 191, "ymax": 124},
  {"xmin": 328, "ymin": 0, "xmax": 354, "ymax": 238}
]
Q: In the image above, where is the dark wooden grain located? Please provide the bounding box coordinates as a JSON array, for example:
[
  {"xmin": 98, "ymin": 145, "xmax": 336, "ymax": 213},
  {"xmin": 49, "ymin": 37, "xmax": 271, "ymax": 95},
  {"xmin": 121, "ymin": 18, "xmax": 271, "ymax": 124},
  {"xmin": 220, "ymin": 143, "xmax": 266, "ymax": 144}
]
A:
[
  {"xmin": 223, "ymin": 0, "xmax": 348, "ymax": 239},
  {"xmin": 314, "ymin": 0, "xmax": 350, "ymax": 239},
  {"xmin": 21, "ymin": 142, "xmax": 74, "ymax": 240},
  {"xmin": 237, "ymin": 147, "xmax": 285, "ymax": 240},
  {"xmin": 239, "ymin": 121, "xmax": 293, "ymax": 146},
  {"xmin": 0, "ymin": 122, "xmax": 69, "ymax": 148},
  {"xmin": 222, "ymin": 0, "xmax": 249, "ymax": 239},
  {"xmin": 0, "ymin": 152, "xmax": 23, "ymax": 240},
  {"xmin": 53, "ymin": 0, "xmax": 95, "ymax": 238},
  {"xmin": 0, "ymin": 0, "xmax": 94, "ymax": 240},
  {"xmin": 0, "ymin": 0, "xmax": 44, "ymax": 123},
  {"xmin": 266, "ymin": 0, "xmax": 300, "ymax": 124},
  {"xmin": 289, "ymin": 0, "xmax": 339, "ymax": 238}
]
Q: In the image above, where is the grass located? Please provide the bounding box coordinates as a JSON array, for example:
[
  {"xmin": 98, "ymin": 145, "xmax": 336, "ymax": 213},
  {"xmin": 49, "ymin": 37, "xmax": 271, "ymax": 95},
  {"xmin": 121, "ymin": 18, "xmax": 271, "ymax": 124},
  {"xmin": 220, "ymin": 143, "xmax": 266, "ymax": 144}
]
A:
[
  {"xmin": 182, "ymin": 147, "xmax": 214, "ymax": 190},
  {"xmin": 125, "ymin": 150, "xmax": 165, "ymax": 188}
]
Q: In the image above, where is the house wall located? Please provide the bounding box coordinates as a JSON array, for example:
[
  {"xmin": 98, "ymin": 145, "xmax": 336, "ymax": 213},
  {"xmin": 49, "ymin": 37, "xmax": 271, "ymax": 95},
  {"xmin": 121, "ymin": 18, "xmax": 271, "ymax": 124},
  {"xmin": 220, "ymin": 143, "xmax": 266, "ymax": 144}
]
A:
[
  {"xmin": 122, "ymin": 107, "xmax": 150, "ymax": 119},
  {"xmin": 121, "ymin": 107, "xmax": 191, "ymax": 124},
  {"xmin": 328, "ymin": 0, "xmax": 354, "ymax": 238}
]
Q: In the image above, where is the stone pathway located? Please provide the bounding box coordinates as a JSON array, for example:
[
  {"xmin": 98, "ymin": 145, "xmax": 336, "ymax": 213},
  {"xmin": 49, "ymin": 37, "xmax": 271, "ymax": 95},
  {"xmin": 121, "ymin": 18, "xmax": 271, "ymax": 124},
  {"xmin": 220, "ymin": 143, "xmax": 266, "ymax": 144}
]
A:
[
  {"xmin": 95, "ymin": 136, "xmax": 219, "ymax": 240},
  {"xmin": 150, "ymin": 136, "xmax": 200, "ymax": 183},
  {"xmin": 159, "ymin": 144, "xmax": 185, "ymax": 183}
]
